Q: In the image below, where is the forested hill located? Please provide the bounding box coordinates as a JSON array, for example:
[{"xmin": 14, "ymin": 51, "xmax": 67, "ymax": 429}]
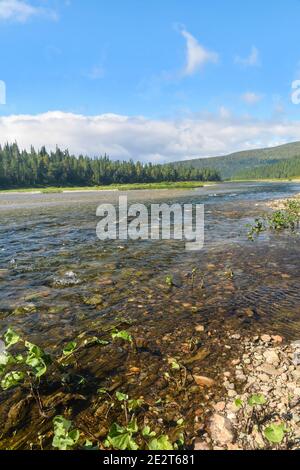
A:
[
  {"xmin": 233, "ymin": 155, "xmax": 300, "ymax": 180},
  {"xmin": 0, "ymin": 143, "xmax": 220, "ymax": 189},
  {"xmin": 172, "ymin": 141, "xmax": 300, "ymax": 179}
]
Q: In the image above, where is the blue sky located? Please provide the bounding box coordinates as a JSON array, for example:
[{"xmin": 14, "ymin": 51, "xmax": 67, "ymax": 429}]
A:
[{"xmin": 1, "ymin": 0, "xmax": 300, "ymax": 162}]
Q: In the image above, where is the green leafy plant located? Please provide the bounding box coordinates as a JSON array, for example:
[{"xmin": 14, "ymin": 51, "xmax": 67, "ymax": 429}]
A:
[
  {"xmin": 148, "ymin": 435, "xmax": 173, "ymax": 450},
  {"xmin": 142, "ymin": 426, "xmax": 156, "ymax": 438},
  {"xmin": 116, "ymin": 391, "xmax": 129, "ymax": 402},
  {"xmin": 0, "ymin": 329, "xmax": 52, "ymax": 391},
  {"xmin": 111, "ymin": 330, "xmax": 132, "ymax": 344},
  {"xmin": 104, "ymin": 420, "xmax": 139, "ymax": 450},
  {"xmin": 128, "ymin": 398, "xmax": 144, "ymax": 412},
  {"xmin": 1, "ymin": 371, "xmax": 25, "ymax": 390},
  {"xmin": 263, "ymin": 423, "xmax": 287, "ymax": 444},
  {"xmin": 248, "ymin": 394, "xmax": 267, "ymax": 406},
  {"xmin": 25, "ymin": 341, "xmax": 52, "ymax": 378},
  {"xmin": 234, "ymin": 398, "xmax": 243, "ymax": 409},
  {"xmin": 247, "ymin": 218, "xmax": 266, "ymax": 241},
  {"xmin": 52, "ymin": 416, "xmax": 80, "ymax": 450},
  {"xmin": 248, "ymin": 199, "xmax": 300, "ymax": 241},
  {"xmin": 4, "ymin": 328, "xmax": 20, "ymax": 349},
  {"xmin": 62, "ymin": 341, "xmax": 77, "ymax": 356},
  {"xmin": 165, "ymin": 275, "xmax": 173, "ymax": 288}
]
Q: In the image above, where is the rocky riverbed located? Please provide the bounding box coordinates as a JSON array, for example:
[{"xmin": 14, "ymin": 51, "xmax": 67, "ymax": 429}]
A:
[
  {"xmin": 265, "ymin": 193, "xmax": 300, "ymax": 210},
  {"xmin": 196, "ymin": 334, "xmax": 300, "ymax": 450}
]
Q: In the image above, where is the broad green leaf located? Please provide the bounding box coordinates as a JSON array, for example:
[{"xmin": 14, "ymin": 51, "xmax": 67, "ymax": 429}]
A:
[
  {"xmin": 83, "ymin": 439, "xmax": 98, "ymax": 450},
  {"xmin": 116, "ymin": 391, "xmax": 128, "ymax": 402},
  {"xmin": 1, "ymin": 371, "xmax": 24, "ymax": 390},
  {"xmin": 111, "ymin": 330, "xmax": 132, "ymax": 343},
  {"xmin": 128, "ymin": 398, "xmax": 144, "ymax": 412},
  {"xmin": 0, "ymin": 352, "xmax": 17, "ymax": 377},
  {"xmin": 142, "ymin": 426, "xmax": 156, "ymax": 438},
  {"xmin": 234, "ymin": 398, "xmax": 243, "ymax": 408},
  {"xmin": 106, "ymin": 432, "xmax": 138, "ymax": 451},
  {"xmin": 0, "ymin": 351, "xmax": 15, "ymax": 367},
  {"xmin": 126, "ymin": 419, "xmax": 138, "ymax": 434},
  {"xmin": 3, "ymin": 329, "xmax": 20, "ymax": 349},
  {"xmin": 53, "ymin": 415, "xmax": 72, "ymax": 433},
  {"xmin": 105, "ymin": 422, "xmax": 139, "ymax": 451},
  {"xmin": 15, "ymin": 354, "xmax": 24, "ymax": 364},
  {"xmin": 264, "ymin": 423, "xmax": 286, "ymax": 444},
  {"xmin": 52, "ymin": 416, "xmax": 80, "ymax": 450},
  {"xmin": 148, "ymin": 435, "xmax": 173, "ymax": 450},
  {"xmin": 63, "ymin": 341, "xmax": 77, "ymax": 356},
  {"xmin": 25, "ymin": 342, "xmax": 51, "ymax": 378},
  {"xmin": 248, "ymin": 394, "xmax": 267, "ymax": 406}
]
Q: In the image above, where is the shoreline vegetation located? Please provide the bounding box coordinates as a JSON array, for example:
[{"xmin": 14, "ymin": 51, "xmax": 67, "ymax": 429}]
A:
[
  {"xmin": 0, "ymin": 181, "xmax": 218, "ymax": 194},
  {"xmin": 2, "ymin": 178, "xmax": 300, "ymax": 195},
  {"xmin": 0, "ymin": 143, "xmax": 220, "ymax": 190}
]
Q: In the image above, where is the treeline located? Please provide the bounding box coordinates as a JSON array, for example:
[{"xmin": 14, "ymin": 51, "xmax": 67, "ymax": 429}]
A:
[
  {"xmin": 0, "ymin": 143, "xmax": 221, "ymax": 188},
  {"xmin": 234, "ymin": 155, "xmax": 300, "ymax": 180}
]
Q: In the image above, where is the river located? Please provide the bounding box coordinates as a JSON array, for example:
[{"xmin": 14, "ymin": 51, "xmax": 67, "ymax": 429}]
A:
[{"xmin": 1, "ymin": 182, "xmax": 300, "ymax": 449}]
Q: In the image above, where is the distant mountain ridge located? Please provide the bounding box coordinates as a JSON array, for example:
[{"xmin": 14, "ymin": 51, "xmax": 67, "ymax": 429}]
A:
[{"xmin": 172, "ymin": 141, "xmax": 300, "ymax": 179}]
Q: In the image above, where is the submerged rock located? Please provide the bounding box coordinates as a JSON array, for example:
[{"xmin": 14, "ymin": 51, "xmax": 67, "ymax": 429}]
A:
[
  {"xmin": 52, "ymin": 271, "xmax": 80, "ymax": 287},
  {"xmin": 195, "ymin": 325, "xmax": 205, "ymax": 333},
  {"xmin": 84, "ymin": 294, "xmax": 103, "ymax": 306},
  {"xmin": 184, "ymin": 348, "xmax": 210, "ymax": 365},
  {"xmin": 13, "ymin": 303, "xmax": 37, "ymax": 316},
  {"xmin": 194, "ymin": 375, "xmax": 215, "ymax": 388},
  {"xmin": 5, "ymin": 398, "xmax": 32, "ymax": 434}
]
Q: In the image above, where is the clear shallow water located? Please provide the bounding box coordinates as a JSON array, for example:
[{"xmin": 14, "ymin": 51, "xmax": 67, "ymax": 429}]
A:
[
  {"xmin": 2, "ymin": 182, "xmax": 300, "ymax": 449},
  {"xmin": 1, "ymin": 182, "xmax": 300, "ymax": 345}
]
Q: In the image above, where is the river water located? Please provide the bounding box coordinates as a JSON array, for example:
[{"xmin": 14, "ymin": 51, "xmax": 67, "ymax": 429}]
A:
[
  {"xmin": 1, "ymin": 182, "xmax": 300, "ymax": 343},
  {"xmin": 1, "ymin": 182, "xmax": 300, "ymax": 448}
]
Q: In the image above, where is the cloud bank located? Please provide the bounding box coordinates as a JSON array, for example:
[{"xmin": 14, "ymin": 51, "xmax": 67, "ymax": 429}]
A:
[{"xmin": 1, "ymin": 111, "xmax": 300, "ymax": 162}]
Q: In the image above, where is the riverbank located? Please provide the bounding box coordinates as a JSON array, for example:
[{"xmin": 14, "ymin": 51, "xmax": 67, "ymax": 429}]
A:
[
  {"xmin": 0, "ymin": 181, "xmax": 218, "ymax": 194},
  {"xmin": 196, "ymin": 333, "xmax": 300, "ymax": 450},
  {"xmin": 230, "ymin": 178, "xmax": 300, "ymax": 184},
  {"xmin": 265, "ymin": 193, "xmax": 300, "ymax": 210}
]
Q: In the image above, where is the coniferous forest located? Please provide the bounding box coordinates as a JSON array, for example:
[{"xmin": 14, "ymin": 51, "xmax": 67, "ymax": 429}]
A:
[
  {"xmin": 0, "ymin": 143, "xmax": 221, "ymax": 189},
  {"xmin": 233, "ymin": 155, "xmax": 300, "ymax": 180}
]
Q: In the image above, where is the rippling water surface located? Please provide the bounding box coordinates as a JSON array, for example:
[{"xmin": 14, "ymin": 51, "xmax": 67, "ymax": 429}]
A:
[
  {"xmin": 2, "ymin": 182, "xmax": 300, "ymax": 449},
  {"xmin": 1, "ymin": 182, "xmax": 300, "ymax": 345}
]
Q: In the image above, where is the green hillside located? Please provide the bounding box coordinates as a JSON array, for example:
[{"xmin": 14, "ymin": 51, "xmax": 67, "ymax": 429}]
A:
[
  {"xmin": 172, "ymin": 141, "xmax": 300, "ymax": 179},
  {"xmin": 234, "ymin": 154, "xmax": 300, "ymax": 180}
]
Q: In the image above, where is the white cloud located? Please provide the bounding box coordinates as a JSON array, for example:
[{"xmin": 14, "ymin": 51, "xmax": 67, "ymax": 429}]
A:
[
  {"xmin": 0, "ymin": 0, "xmax": 57, "ymax": 22},
  {"xmin": 241, "ymin": 92, "xmax": 263, "ymax": 105},
  {"xmin": 235, "ymin": 46, "xmax": 260, "ymax": 67},
  {"xmin": 1, "ymin": 111, "xmax": 300, "ymax": 162},
  {"xmin": 180, "ymin": 28, "xmax": 218, "ymax": 75}
]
